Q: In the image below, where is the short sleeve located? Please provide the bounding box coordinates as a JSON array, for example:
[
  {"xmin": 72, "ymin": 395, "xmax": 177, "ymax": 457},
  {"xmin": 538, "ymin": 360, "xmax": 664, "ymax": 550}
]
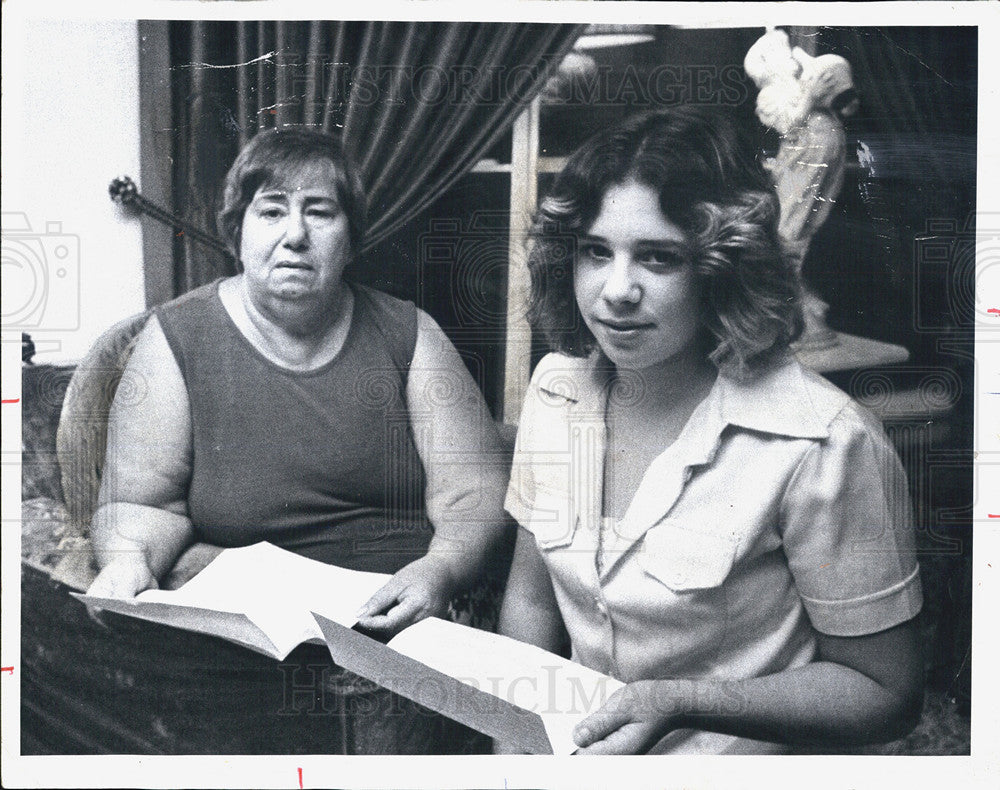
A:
[
  {"xmin": 503, "ymin": 372, "xmax": 542, "ymax": 529},
  {"xmin": 780, "ymin": 402, "xmax": 922, "ymax": 637},
  {"xmin": 503, "ymin": 353, "xmax": 587, "ymax": 529}
]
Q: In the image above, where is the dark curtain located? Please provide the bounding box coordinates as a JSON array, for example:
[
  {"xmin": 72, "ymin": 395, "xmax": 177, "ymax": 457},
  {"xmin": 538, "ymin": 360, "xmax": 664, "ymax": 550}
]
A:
[
  {"xmin": 806, "ymin": 26, "xmax": 977, "ymax": 354},
  {"xmin": 166, "ymin": 21, "xmax": 582, "ymax": 296},
  {"xmin": 828, "ymin": 28, "xmax": 976, "ymax": 185}
]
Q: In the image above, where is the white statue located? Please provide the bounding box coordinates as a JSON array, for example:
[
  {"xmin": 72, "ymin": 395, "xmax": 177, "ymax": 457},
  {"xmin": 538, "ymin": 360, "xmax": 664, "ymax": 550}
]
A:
[{"xmin": 745, "ymin": 29, "xmax": 858, "ymax": 349}]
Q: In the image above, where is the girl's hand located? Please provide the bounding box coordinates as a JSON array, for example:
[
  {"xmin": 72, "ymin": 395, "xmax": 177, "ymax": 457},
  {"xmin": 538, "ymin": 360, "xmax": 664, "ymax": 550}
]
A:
[
  {"xmin": 572, "ymin": 680, "xmax": 686, "ymax": 755},
  {"xmin": 355, "ymin": 554, "xmax": 457, "ymax": 636}
]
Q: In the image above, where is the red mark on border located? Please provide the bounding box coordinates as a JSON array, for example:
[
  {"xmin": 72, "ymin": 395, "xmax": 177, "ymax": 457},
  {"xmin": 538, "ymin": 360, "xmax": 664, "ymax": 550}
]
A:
[
  {"xmin": 989, "ymin": 514, "xmax": 1000, "ymax": 518},
  {"xmin": 1, "ymin": 398, "xmax": 19, "ymax": 404},
  {"xmin": 297, "ymin": 767, "xmax": 303, "ymax": 789},
  {"xmin": 1, "ymin": 667, "xmax": 13, "ymax": 675},
  {"xmin": 988, "ymin": 308, "xmax": 1000, "ymax": 315}
]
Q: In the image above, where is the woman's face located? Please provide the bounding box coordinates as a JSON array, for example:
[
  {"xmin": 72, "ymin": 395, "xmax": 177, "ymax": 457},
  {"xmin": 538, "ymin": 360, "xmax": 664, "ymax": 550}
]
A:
[
  {"xmin": 239, "ymin": 158, "xmax": 351, "ymax": 307},
  {"xmin": 574, "ymin": 180, "xmax": 702, "ymax": 373}
]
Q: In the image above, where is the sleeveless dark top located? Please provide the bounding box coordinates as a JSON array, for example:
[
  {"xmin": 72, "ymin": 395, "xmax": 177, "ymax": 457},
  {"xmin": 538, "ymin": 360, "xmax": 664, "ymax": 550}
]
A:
[{"xmin": 155, "ymin": 280, "xmax": 433, "ymax": 574}]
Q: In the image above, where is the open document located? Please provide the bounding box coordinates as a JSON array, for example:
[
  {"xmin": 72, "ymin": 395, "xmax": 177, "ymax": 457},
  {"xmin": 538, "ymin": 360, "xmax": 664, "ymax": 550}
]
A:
[
  {"xmin": 72, "ymin": 542, "xmax": 391, "ymax": 659},
  {"xmin": 313, "ymin": 613, "xmax": 625, "ymax": 755},
  {"xmin": 72, "ymin": 541, "xmax": 623, "ymax": 753}
]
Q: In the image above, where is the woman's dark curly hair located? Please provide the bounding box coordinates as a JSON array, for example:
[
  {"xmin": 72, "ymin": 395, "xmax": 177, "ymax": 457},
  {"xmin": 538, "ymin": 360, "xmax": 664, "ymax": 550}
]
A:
[
  {"xmin": 528, "ymin": 106, "xmax": 802, "ymax": 376},
  {"xmin": 217, "ymin": 127, "xmax": 367, "ymax": 263}
]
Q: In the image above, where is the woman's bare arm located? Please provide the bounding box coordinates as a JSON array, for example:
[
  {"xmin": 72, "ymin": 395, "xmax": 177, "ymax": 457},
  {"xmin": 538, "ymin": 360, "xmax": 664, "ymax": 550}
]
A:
[
  {"xmin": 87, "ymin": 317, "xmax": 195, "ymax": 597},
  {"xmin": 356, "ymin": 309, "xmax": 512, "ymax": 632}
]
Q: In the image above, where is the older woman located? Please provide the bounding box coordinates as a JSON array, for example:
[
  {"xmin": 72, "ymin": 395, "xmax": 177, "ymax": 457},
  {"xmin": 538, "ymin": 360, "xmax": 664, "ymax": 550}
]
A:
[
  {"xmin": 499, "ymin": 107, "xmax": 923, "ymax": 754},
  {"xmin": 87, "ymin": 128, "xmax": 510, "ymax": 636}
]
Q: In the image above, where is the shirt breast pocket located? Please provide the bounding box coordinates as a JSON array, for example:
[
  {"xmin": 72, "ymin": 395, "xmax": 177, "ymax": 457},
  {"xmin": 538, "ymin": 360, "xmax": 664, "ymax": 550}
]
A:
[
  {"xmin": 526, "ymin": 488, "xmax": 578, "ymax": 550},
  {"xmin": 638, "ymin": 521, "xmax": 739, "ymax": 592}
]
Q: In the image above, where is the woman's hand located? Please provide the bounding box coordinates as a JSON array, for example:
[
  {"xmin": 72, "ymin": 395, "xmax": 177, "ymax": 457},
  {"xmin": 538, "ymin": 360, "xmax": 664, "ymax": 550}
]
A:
[
  {"xmin": 161, "ymin": 542, "xmax": 225, "ymax": 590},
  {"xmin": 86, "ymin": 553, "xmax": 158, "ymax": 600},
  {"xmin": 89, "ymin": 318, "xmax": 196, "ymax": 592},
  {"xmin": 355, "ymin": 554, "xmax": 457, "ymax": 635},
  {"xmin": 572, "ymin": 680, "xmax": 686, "ymax": 755}
]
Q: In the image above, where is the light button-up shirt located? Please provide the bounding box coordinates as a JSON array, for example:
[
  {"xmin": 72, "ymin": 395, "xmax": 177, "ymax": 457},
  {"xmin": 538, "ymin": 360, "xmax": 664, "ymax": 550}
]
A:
[{"xmin": 505, "ymin": 352, "xmax": 923, "ymax": 754}]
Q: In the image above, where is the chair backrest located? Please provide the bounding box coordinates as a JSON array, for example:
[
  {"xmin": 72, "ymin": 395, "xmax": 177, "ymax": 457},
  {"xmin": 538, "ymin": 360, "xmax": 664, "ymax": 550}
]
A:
[{"xmin": 56, "ymin": 310, "xmax": 152, "ymax": 538}]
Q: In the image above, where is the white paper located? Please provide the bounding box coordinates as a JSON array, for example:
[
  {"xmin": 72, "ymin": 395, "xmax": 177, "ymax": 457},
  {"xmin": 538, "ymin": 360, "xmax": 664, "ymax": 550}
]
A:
[
  {"xmin": 387, "ymin": 617, "xmax": 624, "ymax": 755},
  {"xmin": 90, "ymin": 542, "xmax": 392, "ymax": 658}
]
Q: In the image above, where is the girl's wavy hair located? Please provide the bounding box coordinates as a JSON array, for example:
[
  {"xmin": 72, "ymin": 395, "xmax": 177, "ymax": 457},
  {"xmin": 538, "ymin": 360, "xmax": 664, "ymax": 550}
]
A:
[
  {"xmin": 217, "ymin": 127, "xmax": 367, "ymax": 263},
  {"xmin": 528, "ymin": 106, "xmax": 803, "ymax": 377}
]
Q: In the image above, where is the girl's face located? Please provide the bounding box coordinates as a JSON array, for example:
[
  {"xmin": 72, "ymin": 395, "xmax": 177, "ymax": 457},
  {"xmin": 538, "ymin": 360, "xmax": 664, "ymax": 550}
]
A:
[{"xmin": 574, "ymin": 180, "xmax": 702, "ymax": 373}]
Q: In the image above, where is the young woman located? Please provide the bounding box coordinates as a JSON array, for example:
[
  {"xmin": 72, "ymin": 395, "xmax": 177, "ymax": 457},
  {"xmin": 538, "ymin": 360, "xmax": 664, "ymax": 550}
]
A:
[{"xmin": 499, "ymin": 107, "xmax": 923, "ymax": 755}]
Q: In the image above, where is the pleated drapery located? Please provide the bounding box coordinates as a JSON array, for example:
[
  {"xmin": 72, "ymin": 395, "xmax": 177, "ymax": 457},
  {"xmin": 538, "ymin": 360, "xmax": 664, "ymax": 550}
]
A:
[
  {"xmin": 166, "ymin": 21, "xmax": 582, "ymax": 295},
  {"xmin": 834, "ymin": 28, "xmax": 975, "ymax": 184}
]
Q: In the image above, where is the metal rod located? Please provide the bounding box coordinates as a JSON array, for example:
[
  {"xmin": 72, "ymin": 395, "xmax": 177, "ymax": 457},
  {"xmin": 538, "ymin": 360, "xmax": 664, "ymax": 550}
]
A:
[{"xmin": 108, "ymin": 175, "xmax": 236, "ymax": 261}]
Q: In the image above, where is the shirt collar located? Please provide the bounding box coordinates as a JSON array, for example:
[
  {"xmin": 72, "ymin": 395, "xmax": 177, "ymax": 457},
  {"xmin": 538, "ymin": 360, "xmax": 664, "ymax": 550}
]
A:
[
  {"xmin": 533, "ymin": 352, "xmax": 848, "ymax": 569},
  {"xmin": 539, "ymin": 352, "xmax": 848, "ymax": 442},
  {"xmin": 547, "ymin": 350, "xmax": 842, "ymax": 442},
  {"xmin": 714, "ymin": 357, "xmax": 845, "ymax": 440}
]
